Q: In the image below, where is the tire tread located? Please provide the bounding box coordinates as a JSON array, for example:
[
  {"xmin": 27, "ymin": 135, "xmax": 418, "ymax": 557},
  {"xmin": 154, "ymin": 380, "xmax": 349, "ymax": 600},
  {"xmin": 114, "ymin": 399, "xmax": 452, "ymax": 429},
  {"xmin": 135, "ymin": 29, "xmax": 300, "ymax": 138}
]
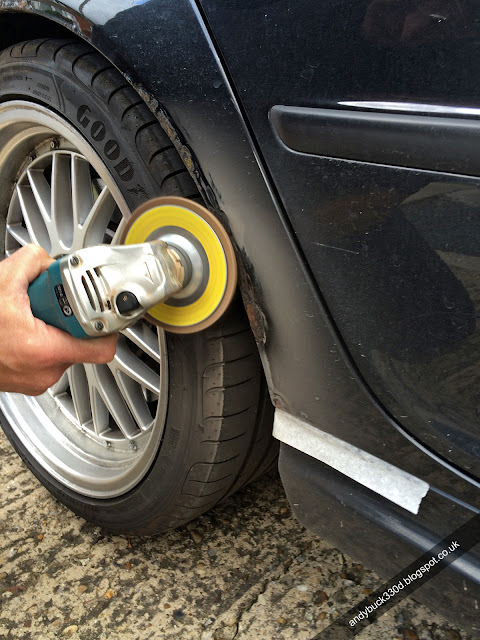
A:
[{"xmin": 0, "ymin": 38, "xmax": 196, "ymax": 199}]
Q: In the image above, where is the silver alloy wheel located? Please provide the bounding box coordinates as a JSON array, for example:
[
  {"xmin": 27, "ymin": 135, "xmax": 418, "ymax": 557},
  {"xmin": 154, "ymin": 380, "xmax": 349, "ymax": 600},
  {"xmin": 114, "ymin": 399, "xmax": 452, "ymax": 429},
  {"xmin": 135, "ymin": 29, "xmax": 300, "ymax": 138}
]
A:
[{"xmin": 0, "ymin": 101, "xmax": 168, "ymax": 498}]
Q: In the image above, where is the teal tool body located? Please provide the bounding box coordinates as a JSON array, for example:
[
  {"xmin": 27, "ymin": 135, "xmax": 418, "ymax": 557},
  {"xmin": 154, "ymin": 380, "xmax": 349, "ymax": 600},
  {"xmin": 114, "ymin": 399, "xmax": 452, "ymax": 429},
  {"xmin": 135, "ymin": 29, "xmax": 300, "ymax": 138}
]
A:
[{"xmin": 28, "ymin": 258, "xmax": 88, "ymax": 338}]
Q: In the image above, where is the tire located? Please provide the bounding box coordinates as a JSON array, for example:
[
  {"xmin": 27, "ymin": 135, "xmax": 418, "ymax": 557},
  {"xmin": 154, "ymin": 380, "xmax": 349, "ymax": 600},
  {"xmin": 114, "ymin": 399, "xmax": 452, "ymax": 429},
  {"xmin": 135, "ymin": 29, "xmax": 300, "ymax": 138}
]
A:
[{"xmin": 0, "ymin": 38, "xmax": 276, "ymax": 535}]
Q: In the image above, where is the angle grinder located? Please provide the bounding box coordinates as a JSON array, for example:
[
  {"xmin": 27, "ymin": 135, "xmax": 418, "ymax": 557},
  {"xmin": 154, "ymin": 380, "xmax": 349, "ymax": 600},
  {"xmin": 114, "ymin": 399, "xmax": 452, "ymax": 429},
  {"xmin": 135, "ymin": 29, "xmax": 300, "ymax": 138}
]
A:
[{"xmin": 27, "ymin": 197, "xmax": 237, "ymax": 337}]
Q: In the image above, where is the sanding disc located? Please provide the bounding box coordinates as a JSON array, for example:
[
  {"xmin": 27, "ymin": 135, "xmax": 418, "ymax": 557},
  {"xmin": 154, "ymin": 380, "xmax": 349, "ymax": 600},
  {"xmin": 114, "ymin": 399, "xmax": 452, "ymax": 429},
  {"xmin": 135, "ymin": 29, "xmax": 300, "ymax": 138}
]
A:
[{"xmin": 120, "ymin": 197, "xmax": 237, "ymax": 333}]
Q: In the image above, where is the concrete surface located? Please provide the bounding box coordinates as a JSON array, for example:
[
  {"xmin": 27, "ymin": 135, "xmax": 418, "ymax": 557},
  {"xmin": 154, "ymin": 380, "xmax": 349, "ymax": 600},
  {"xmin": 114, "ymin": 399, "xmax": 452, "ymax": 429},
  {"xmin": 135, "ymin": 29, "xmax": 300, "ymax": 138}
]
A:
[{"xmin": 0, "ymin": 428, "xmax": 476, "ymax": 640}]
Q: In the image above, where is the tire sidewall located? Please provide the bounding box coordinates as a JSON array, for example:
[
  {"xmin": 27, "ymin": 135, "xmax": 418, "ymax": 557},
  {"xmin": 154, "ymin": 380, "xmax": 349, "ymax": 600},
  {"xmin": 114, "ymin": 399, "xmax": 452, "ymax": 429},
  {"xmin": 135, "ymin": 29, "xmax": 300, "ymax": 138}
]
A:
[{"xmin": 0, "ymin": 54, "xmax": 159, "ymax": 212}]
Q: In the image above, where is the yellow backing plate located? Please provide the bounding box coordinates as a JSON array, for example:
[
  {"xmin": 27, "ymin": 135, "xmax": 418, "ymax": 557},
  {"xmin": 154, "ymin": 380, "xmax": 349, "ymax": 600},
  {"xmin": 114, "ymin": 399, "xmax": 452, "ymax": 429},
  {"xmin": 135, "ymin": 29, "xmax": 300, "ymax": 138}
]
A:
[{"xmin": 120, "ymin": 197, "xmax": 237, "ymax": 333}]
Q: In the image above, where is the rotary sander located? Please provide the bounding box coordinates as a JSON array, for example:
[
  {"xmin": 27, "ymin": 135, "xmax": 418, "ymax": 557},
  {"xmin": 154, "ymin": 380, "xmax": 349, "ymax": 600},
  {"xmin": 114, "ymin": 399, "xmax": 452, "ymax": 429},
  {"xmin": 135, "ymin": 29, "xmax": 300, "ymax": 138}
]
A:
[{"xmin": 27, "ymin": 197, "xmax": 237, "ymax": 337}]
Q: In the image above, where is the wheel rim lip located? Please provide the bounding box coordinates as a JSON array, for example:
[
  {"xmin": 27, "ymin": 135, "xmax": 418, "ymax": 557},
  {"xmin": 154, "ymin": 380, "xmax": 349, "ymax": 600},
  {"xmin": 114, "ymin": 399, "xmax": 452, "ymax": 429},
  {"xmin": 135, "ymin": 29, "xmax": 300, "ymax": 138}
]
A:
[
  {"xmin": 0, "ymin": 100, "xmax": 168, "ymax": 498},
  {"xmin": 0, "ymin": 101, "xmax": 128, "ymax": 223}
]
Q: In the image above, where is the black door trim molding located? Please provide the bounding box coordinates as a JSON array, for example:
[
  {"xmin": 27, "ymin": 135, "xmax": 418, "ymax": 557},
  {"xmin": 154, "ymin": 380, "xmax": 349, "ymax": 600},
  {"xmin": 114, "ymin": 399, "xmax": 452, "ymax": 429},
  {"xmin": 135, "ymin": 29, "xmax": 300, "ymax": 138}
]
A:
[{"xmin": 270, "ymin": 105, "xmax": 480, "ymax": 176}]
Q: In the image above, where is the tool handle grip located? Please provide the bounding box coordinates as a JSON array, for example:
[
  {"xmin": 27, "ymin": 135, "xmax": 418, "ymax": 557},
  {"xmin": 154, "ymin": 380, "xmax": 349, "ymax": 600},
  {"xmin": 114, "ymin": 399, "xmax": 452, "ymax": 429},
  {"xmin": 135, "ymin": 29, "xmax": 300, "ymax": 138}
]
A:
[{"xmin": 28, "ymin": 260, "xmax": 88, "ymax": 338}]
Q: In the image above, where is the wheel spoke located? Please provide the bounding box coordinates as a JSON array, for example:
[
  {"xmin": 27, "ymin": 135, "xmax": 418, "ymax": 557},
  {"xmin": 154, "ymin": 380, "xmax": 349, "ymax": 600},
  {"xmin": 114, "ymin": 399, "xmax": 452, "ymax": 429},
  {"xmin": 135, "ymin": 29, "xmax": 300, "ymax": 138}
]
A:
[
  {"xmin": 114, "ymin": 372, "xmax": 155, "ymax": 430},
  {"xmin": 89, "ymin": 383, "xmax": 110, "ymax": 437},
  {"xmin": 110, "ymin": 216, "xmax": 128, "ymax": 245},
  {"xmin": 51, "ymin": 151, "xmax": 74, "ymax": 250},
  {"xmin": 88, "ymin": 364, "xmax": 139, "ymax": 439},
  {"xmin": 111, "ymin": 337, "xmax": 160, "ymax": 395},
  {"xmin": 50, "ymin": 371, "xmax": 69, "ymax": 395},
  {"xmin": 5, "ymin": 191, "xmax": 31, "ymax": 252},
  {"xmin": 80, "ymin": 185, "xmax": 117, "ymax": 247},
  {"xmin": 6, "ymin": 222, "xmax": 30, "ymax": 248},
  {"xmin": 68, "ymin": 364, "xmax": 92, "ymax": 427},
  {"xmin": 16, "ymin": 184, "xmax": 51, "ymax": 251},
  {"xmin": 49, "ymin": 371, "xmax": 79, "ymax": 422},
  {"xmin": 123, "ymin": 322, "xmax": 163, "ymax": 364},
  {"xmin": 71, "ymin": 155, "xmax": 94, "ymax": 232},
  {"xmin": 27, "ymin": 167, "xmax": 52, "ymax": 223}
]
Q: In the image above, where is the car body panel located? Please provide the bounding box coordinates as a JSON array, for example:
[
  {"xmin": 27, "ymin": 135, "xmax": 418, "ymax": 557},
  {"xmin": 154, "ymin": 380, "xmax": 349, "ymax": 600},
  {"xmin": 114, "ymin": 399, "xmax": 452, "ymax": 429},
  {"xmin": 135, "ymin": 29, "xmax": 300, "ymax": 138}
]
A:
[
  {"xmin": 0, "ymin": 0, "xmax": 479, "ymax": 626},
  {"xmin": 279, "ymin": 443, "xmax": 480, "ymax": 632},
  {"xmin": 198, "ymin": 0, "xmax": 480, "ymax": 482}
]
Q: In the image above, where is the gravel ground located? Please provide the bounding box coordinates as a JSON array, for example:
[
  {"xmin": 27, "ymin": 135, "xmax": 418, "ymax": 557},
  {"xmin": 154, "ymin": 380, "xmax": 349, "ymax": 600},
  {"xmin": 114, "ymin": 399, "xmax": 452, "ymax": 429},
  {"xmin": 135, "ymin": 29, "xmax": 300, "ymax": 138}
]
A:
[{"xmin": 0, "ymin": 429, "xmax": 476, "ymax": 640}]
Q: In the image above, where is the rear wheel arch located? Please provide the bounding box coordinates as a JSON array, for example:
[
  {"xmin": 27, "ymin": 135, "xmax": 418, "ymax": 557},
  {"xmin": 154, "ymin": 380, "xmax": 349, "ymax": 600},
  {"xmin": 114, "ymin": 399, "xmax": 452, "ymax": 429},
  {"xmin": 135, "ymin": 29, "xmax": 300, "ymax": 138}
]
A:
[
  {"xmin": 0, "ymin": 10, "xmax": 79, "ymax": 51},
  {"xmin": 0, "ymin": 8, "xmax": 234, "ymax": 234},
  {"xmin": 0, "ymin": 36, "xmax": 277, "ymax": 535}
]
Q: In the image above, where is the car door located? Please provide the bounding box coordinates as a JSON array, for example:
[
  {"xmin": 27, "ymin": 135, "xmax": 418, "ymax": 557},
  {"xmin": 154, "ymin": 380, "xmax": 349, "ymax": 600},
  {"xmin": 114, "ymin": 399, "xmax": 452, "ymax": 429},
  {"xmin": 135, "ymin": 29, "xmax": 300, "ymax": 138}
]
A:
[{"xmin": 199, "ymin": 0, "xmax": 480, "ymax": 479}]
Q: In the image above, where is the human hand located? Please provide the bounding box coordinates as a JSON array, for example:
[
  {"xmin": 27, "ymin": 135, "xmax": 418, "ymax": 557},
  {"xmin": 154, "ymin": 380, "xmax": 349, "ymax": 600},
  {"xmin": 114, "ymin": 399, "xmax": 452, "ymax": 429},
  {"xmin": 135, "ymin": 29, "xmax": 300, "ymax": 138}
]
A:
[{"xmin": 0, "ymin": 244, "xmax": 118, "ymax": 395}]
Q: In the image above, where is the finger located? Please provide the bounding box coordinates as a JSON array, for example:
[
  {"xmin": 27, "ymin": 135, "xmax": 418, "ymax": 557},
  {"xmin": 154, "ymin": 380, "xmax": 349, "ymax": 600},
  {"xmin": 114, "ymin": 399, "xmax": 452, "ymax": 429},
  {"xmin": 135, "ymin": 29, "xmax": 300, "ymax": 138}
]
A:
[
  {"xmin": 75, "ymin": 334, "xmax": 118, "ymax": 364},
  {"xmin": 41, "ymin": 326, "xmax": 118, "ymax": 365}
]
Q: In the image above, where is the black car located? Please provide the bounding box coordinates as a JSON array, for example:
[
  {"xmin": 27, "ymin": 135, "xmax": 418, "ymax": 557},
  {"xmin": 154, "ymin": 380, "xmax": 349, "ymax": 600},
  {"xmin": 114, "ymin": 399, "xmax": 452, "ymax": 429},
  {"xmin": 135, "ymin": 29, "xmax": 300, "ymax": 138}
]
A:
[{"xmin": 0, "ymin": 0, "xmax": 478, "ymax": 633}]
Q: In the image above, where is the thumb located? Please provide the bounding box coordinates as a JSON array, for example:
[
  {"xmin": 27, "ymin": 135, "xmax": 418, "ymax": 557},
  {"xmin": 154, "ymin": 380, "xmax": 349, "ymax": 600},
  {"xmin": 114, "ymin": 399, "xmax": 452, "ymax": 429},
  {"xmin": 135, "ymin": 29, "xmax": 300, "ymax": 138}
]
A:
[{"xmin": 42, "ymin": 326, "xmax": 119, "ymax": 365}]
